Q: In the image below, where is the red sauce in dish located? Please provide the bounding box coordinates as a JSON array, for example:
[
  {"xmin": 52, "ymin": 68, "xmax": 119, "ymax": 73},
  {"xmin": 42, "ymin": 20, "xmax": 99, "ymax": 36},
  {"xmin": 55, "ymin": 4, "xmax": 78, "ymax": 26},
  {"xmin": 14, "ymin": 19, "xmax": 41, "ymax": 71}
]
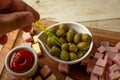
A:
[{"xmin": 9, "ymin": 49, "xmax": 34, "ymax": 73}]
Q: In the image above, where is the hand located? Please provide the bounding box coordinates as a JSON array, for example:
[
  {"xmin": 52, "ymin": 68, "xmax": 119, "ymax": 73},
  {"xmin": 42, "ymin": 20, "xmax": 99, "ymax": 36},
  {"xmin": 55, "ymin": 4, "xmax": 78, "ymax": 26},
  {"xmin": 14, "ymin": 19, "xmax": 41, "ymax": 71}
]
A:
[{"xmin": 0, "ymin": 0, "xmax": 40, "ymax": 44}]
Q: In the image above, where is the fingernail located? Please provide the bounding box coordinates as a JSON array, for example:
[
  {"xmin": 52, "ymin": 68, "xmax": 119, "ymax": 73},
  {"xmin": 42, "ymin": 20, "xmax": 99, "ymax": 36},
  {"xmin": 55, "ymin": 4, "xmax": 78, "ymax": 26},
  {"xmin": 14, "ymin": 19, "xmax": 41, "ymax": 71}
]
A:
[{"xmin": 25, "ymin": 14, "xmax": 34, "ymax": 24}]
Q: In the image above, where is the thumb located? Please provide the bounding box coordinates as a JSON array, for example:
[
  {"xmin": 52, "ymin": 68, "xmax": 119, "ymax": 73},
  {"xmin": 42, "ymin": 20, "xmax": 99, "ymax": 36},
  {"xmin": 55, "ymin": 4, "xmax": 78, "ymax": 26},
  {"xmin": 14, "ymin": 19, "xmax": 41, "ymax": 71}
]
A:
[{"xmin": 0, "ymin": 12, "xmax": 34, "ymax": 37}]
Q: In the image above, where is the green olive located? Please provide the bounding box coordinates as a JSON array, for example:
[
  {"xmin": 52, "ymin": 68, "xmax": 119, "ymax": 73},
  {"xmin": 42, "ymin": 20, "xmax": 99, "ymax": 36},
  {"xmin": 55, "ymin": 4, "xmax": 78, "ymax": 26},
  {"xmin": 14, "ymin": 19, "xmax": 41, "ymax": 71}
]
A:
[
  {"xmin": 74, "ymin": 33, "xmax": 82, "ymax": 44},
  {"xmin": 60, "ymin": 50, "xmax": 69, "ymax": 61},
  {"xmin": 68, "ymin": 28, "xmax": 76, "ymax": 35},
  {"xmin": 69, "ymin": 44, "xmax": 78, "ymax": 52},
  {"xmin": 77, "ymin": 42, "xmax": 89, "ymax": 50},
  {"xmin": 82, "ymin": 34, "xmax": 92, "ymax": 43},
  {"xmin": 48, "ymin": 26, "xmax": 58, "ymax": 34},
  {"xmin": 59, "ymin": 24, "xmax": 68, "ymax": 32},
  {"xmin": 77, "ymin": 51, "xmax": 84, "ymax": 58},
  {"xmin": 46, "ymin": 37, "xmax": 53, "ymax": 48},
  {"xmin": 60, "ymin": 37, "xmax": 67, "ymax": 43},
  {"xmin": 51, "ymin": 38, "xmax": 59, "ymax": 47},
  {"xmin": 66, "ymin": 32, "xmax": 74, "ymax": 42},
  {"xmin": 70, "ymin": 52, "xmax": 78, "ymax": 61},
  {"xmin": 61, "ymin": 43, "xmax": 69, "ymax": 51},
  {"xmin": 50, "ymin": 46, "xmax": 61, "ymax": 57},
  {"xmin": 56, "ymin": 29, "xmax": 65, "ymax": 37}
]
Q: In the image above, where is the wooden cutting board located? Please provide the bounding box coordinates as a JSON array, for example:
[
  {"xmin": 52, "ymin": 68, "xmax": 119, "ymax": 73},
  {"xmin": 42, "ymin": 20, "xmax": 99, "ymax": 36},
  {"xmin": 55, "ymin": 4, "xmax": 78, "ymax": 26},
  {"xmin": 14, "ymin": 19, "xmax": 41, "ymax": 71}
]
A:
[{"xmin": 0, "ymin": 20, "xmax": 120, "ymax": 80}]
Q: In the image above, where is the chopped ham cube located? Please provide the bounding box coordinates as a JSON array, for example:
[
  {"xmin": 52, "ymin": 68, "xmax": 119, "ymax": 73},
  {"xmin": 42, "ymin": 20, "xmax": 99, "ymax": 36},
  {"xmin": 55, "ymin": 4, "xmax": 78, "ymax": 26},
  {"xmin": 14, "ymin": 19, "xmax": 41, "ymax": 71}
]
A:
[
  {"xmin": 21, "ymin": 42, "xmax": 32, "ymax": 47},
  {"xmin": 80, "ymin": 57, "xmax": 90, "ymax": 66},
  {"xmin": 65, "ymin": 76, "xmax": 74, "ymax": 80},
  {"xmin": 92, "ymin": 66, "xmax": 104, "ymax": 76},
  {"xmin": 94, "ymin": 52, "xmax": 104, "ymax": 59},
  {"xmin": 96, "ymin": 58, "xmax": 107, "ymax": 68},
  {"xmin": 86, "ymin": 59, "xmax": 96, "ymax": 74},
  {"xmin": 99, "ymin": 74, "xmax": 105, "ymax": 80},
  {"xmin": 46, "ymin": 74, "xmax": 57, "ymax": 80},
  {"xmin": 109, "ymin": 71, "xmax": 120, "ymax": 80},
  {"xmin": 22, "ymin": 32, "xmax": 33, "ymax": 42},
  {"xmin": 108, "ymin": 64, "xmax": 119, "ymax": 72},
  {"xmin": 90, "ymin": 73, "xmax": 99, "ymax": 80},
  {"xmin": 110, "ymin": 47, "xmax": 118, "ymax": 53},
  {"xmin": 97, "ymin": 46, "xmax": 106, "ymax": 53},
  {"xmin": 100, "ymin": 41, "xmax": 109, "ymax": 47},
  {"xmin": 58, "ymin": 63, "xmax": 69, "ymax": 74},
  {"xmin": 106, "ymin": 52, "xmax": 116, "ymax": 60},
  {"xmin": 40, "ymin": 65, "xmax": 51, "ymax": 78},
  {"xmin": 116, "ymin": 42, "xmax": 120, "ymax": 50},
  {"xmin": 112, "ymin": 54, "xmax": 120, "ymax": 65}
]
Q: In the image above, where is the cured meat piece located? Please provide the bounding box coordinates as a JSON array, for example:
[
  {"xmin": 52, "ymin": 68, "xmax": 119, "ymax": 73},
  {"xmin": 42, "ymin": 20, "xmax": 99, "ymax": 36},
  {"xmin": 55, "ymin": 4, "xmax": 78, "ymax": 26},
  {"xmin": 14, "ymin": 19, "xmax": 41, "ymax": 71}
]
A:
[
  {"xmin": 116, "ymin": 42, "xmax": 120, "ymax": 51},
  {"xmin": 97, "ymin": 46, "xmax": 106, "ymax": 53},
  {"xmin": 108, "ymin": 64, "xmax": 119, "ymax": 72},
  {"xmin": 112, "ymin": 54, "xmax": 120, "ymax": 65},
  {"xmin": 90, "ymin": 73, "xmax": 99, "ymax": 80},
  {"xmin": 110, "ymin": 47, "xmax": 118, "ymax": 53},
  {"xmin": 109, "ymin": 71, "xmax": 120, "ymax": 80},
  {"xmin": 99, "ymin": 74, "xmax": 105, "ymax": 80},
  {"xmin": 95, "ymin": 58, "xmax": 107, "ymax": 68},
  {"xmin": 100, "ymin": 41, "xmax": 109, "ymax": 47},
  {"xmin": 21, "ymin": 42, "xmax": 32, "ymax": 47},
  {"xmin": 40, "ymin": 65, "xmax": 51, "ymax": 78},
  {"xmin": 92, "ymin": 65, "xmax": 104, "ymax": 76},
  {"xmin": 22, "ymin": 32, "xmax": 33, "ymax": 42},
  {"xmin": 86, "ymin": 59, "xmax": 96, "ymax": 74},
  {"xmin": 58, "ymin": 63, "xmax": 69, "ymax": 74},
  {"xmin": 94, "ymin": 52, "xmax": 104, "ymax": 59}
]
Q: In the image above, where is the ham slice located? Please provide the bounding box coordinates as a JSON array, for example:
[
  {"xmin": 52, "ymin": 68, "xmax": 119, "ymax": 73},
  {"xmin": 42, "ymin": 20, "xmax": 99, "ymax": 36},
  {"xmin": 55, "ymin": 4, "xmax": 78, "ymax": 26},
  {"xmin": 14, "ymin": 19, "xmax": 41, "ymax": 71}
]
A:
[
  {"xmin": 58, "ymin": 63, "xmax": 69, "ymax": 74},
  {"xmin": 40, "ymin": 65, "xmax": 51, "ymax": 78},
  {"xmin": 22, "ymin": 32, "xmax": 33, "ymax": 42}
]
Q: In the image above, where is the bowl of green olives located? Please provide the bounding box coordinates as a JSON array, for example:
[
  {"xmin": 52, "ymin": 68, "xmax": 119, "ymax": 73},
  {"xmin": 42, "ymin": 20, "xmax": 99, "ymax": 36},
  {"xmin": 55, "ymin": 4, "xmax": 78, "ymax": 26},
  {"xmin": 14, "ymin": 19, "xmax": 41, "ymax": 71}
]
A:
[{"xmin": 37, "ymin": 22, "xmax": 93, "ymax": 64}]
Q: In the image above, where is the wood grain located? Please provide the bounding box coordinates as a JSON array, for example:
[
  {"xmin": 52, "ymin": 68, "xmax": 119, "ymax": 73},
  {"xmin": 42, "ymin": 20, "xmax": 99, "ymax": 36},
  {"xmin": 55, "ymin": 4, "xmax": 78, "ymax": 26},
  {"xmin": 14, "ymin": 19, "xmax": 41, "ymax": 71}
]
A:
[{"xmin": 0, "ymin": 20, "xmax": 120, "ymax": 80}]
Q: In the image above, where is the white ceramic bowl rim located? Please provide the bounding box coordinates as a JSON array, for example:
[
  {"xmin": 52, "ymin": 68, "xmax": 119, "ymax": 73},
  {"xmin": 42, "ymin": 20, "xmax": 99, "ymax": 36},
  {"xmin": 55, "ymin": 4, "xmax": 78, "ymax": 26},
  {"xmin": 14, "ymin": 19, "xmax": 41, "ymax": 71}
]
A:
[
  {"xmin": 5, "ymin": 46, "xmax": 38, "ymax": 76},
  {"xmin": 37, "ymin": 22, "xmax": 93, "ymax": 64}
]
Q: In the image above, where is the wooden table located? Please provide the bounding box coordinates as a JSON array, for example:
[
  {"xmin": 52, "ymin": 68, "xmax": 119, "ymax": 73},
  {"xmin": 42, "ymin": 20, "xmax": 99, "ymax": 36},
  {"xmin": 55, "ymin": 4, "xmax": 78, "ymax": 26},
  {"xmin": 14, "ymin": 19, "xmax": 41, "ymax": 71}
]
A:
[{"xmin": 0, "ymin": 20, "xmax": 120, "ymax": 80}]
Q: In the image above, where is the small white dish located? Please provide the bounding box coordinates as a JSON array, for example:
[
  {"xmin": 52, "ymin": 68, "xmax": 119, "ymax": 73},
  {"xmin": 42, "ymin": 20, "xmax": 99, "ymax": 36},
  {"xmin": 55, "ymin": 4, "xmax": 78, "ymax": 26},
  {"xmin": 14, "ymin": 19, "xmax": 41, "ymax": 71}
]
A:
[
  {"xmin": 37, "ymin": 22, "xmax": 93, "ymax": 64},
  {"xmin": 5, "ymin": 46, "xmax": 38, "ymax": 78}
]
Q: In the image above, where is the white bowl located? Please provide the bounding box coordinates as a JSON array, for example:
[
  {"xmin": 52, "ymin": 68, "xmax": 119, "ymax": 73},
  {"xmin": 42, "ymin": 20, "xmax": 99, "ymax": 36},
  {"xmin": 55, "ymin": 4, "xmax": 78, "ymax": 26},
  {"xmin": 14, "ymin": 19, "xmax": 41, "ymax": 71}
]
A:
[
  {"xmin": 5, "ymin": 46, "xmax": 38, "ymax": 78},
  {"xmin": 37, "ymin": 22, "xmax": 93, "ymax": 64}
]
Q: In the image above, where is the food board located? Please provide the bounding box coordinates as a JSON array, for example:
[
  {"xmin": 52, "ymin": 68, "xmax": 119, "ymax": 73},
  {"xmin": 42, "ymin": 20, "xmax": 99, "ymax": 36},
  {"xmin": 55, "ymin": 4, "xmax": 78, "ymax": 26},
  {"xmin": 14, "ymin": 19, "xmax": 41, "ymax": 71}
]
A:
[{"xmin": 0, "ymin": 20, "xmax": 120, "ymax": 80}]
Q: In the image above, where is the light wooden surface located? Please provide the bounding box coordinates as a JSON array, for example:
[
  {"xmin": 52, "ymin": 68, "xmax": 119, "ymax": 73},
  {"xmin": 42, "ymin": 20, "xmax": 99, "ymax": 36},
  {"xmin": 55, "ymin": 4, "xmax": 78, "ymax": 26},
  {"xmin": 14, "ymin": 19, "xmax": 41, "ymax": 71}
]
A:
[
  {"xmin": 0, "ymin": 0, "xmax": 120, "ymax": 50},
  {"xmin": 24, "ymin": 0, "xmax": 120, "ymax": 22}
]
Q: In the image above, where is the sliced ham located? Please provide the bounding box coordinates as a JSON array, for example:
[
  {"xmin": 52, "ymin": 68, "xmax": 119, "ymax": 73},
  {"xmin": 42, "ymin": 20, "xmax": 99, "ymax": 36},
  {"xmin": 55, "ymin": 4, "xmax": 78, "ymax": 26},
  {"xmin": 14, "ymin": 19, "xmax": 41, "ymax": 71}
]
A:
[
  {"xmin": 90, "ymin": 73, "xmax": 99, "ymax": 80},
  {"xmin": 58, "ymin": 63, "xmax": 69, "ymax": 74},
  {"xmin": 40, "ymin": 65, "xmax": 51, "ymax": 78},
  {"xmin": 97, "ymin": 46, "xmax": 106, "ymax": 53},
  {"xmin": 92, "ymin": 65, "xmax": 104, "ymax": 76},
  {"xmin": 108, "ymin": 64, "xmax": 120, "ymax": 72},
  {"xmin": 95, "ymin": 58, "xmax": 107, "ymax": 68},
  {"xmin": 22, "ymin": 32, "xmax": 33, "ymax": 42},
  {"xmin": 100, "ymin": 41, "xmax": 109, "ymax": 47},
  {"xmin": 109, "ymin": 71, "xmax": 120, "ymax": 80}
]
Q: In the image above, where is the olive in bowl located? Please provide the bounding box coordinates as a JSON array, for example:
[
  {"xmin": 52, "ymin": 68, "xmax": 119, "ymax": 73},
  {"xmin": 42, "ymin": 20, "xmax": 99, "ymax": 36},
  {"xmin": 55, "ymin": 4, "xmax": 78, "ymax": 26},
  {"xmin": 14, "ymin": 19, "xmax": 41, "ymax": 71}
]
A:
[
  {"xmin": 5, "ymin": 46, "xmax": 38, "ymax": 78},
  {"xmin": 37, "ymin": 22, "xmax": 93, "ymax": 64}
]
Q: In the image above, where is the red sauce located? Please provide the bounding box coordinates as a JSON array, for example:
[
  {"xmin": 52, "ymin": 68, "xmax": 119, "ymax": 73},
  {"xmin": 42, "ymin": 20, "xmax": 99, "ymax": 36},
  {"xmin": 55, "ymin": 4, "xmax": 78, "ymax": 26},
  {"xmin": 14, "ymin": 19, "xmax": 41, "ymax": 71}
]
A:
[{"xmin": 9, "ymin": 49, "xmax": 34, "ymax": 73}]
